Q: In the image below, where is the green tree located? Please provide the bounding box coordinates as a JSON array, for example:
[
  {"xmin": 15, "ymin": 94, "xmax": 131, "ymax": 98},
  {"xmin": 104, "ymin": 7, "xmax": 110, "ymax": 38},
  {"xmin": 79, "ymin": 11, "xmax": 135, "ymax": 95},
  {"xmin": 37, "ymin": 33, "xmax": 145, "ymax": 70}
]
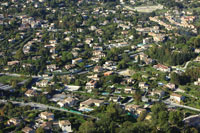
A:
[
  {"xmin": 170, "ymin": 72, "xmax": 181, "ymax": 85},
  {"xmin": 15, "ymin": 49, "xmax": 24, "ymax": 60},
  {"xmin": 133, "ymin": 90, "xmax": 142, "ymax": 103},
  {"xmin": 79, "ymin": 121, "xmax": 96, "ymax": 133},
  {"xmin": 36, "ymin": 127, "xmax": 45, "ymax": 133},
  {"xmin": 137, "ymin": 110, "xmax": 147, "ymax": 122},
  {"xmin": 169, "ymin": 111, "xmax": 183, "ymax": 127}
]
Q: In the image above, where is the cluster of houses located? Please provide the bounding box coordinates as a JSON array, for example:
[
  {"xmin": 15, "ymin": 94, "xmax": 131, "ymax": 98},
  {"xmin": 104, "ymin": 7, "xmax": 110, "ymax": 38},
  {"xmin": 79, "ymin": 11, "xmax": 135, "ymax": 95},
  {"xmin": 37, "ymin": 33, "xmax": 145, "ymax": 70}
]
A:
[
  {"xmin": 6, "ymin": 111, "xmax": 73, "ymax": 133},
  {"xmin": 149, "ymin": 10, "xmax": 197, "ymax": 33},
  {"xmin": 0, "ymin": 0, "xmax": 199, "ymax": 132}
]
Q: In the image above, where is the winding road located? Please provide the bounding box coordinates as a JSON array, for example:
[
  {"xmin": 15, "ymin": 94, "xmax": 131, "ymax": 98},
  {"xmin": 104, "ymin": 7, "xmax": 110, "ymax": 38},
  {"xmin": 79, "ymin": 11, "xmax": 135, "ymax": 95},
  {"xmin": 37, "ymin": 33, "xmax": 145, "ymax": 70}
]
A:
[
  {"xmin": 0, "ymin": 99, "xmax": 99, "ymax": 120},
  {"xmin": 163, "ymin": 100, "xmax": 200, "ymax": 112}
]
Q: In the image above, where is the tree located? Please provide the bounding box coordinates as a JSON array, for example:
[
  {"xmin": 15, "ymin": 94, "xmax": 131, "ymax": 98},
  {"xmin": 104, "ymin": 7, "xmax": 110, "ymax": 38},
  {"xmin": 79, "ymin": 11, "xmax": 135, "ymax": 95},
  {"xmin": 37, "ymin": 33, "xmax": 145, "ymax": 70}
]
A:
[
  {"xmin": 75, "ymin": 79, "xmax": 81, "ymax": 86},
  {"xmin": 169, "ymin": 111, "xmax": 183, "ymax": 127},
  {"xmin": 133, "ymin": 90, "xmax": 142, "ymax": 103},
  {"xmin": 151, "ymin": 103, "xmax": 167, "ymax": 126},
  {"xmin": 194, "ymin": 36, "xmax": 200, "ymax": 48},
  {"xmin": 36, "ymin": 127, "xmax": 45, "ymax": 133},
  {"xmin": 79, "ymin": 121, "xmax": 96, "ymax": 133},
  {"xmin": 170, "ymin": 72, "xmax": 181, "ymax": 85},
  {"xmin": 10, "ymin": 80, "xmax": 17, "ymax": 88},
  {"xmin": 52, "ymin": 75, "xmax": 58, "ymax": 82},
  {"xmin": 15, "ymin": 49, "xmax": 25, "ymax": 60},
  {"xmin": 137, "ymin": 110, "xmax": 147, "ymax": 122}
]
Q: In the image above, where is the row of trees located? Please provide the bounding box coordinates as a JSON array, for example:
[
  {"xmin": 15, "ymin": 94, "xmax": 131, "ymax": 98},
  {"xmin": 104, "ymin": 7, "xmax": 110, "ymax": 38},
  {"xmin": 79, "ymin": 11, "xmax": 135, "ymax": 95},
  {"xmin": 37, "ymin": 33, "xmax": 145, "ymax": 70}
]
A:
[
  {"xmin": 170, "ymin": 66, "xmax": 200, "ymax": 85},
  {"xmin": 147, "ymin": 44, "xmax": 196, "ymax": 66},
  {"xmin": 77, "ymin": 103, "xmax": 198, "ymax": 133}
]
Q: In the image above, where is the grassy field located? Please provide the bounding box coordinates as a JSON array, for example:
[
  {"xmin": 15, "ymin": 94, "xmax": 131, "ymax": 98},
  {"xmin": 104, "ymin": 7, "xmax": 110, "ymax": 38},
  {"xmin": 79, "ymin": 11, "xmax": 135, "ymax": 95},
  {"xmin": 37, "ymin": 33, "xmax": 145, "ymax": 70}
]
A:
[{"xmin": 0, "ymin": 75, "xmax": 25, "ymax": 84}]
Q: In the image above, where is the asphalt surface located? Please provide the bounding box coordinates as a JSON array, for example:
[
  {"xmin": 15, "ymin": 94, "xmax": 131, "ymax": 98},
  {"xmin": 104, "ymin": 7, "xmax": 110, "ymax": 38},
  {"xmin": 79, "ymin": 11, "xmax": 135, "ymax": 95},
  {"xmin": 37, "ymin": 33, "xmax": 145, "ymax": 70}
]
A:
[
  {"xmin": 163, "ymin": 99, "xmax": 200, "ymax": 112},
  {"xmin": 0, "ymin": 99, "xmax": 99, "ymax": 120}
]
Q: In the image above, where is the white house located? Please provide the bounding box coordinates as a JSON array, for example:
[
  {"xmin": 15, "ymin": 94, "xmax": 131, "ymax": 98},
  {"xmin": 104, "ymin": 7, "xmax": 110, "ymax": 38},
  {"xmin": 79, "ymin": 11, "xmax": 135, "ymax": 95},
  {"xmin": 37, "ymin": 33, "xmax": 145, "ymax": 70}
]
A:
[
  {"xmin": 57, "ymin": 97, "xmax": 78, "ymax": 107},
  {"xmin": 40, "ymin": 112, "xmax": 54, "ymax": 121},
  {"xmin": 170, "ymin": 93, "xmax": 185, "ymax": 103},
  {"xmin": 59, "ymin": 120, "xmax": 72, "ymax": 133}
]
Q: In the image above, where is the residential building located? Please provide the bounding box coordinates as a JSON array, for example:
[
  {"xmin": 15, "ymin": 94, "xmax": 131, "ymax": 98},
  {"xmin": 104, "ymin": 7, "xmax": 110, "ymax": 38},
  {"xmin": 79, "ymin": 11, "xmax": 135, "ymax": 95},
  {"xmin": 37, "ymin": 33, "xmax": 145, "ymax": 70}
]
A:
[
  {"xmin": 85, "ymin": 80, "xmax": 97, "ymax": 90},
  {"xmin": 72, "ymin": 58, "xmax": 82, "ymax": 64},
  {"xmin": 124, "ymin": 87, "xmax": 136, "ymax": 94},
  {"xmin": 40, "ymin": 112, "xmax": 54, "ymax": 121},
  {"xmin": 59, "ymin": 120, "xmax": 73, "ymax": 133},
  {"xmin": 170, "ymin": 93, "xmax": 185, "ymax": 103},
  {"xmin": 80, "ymin": 98, "xmax": 104, "ymax": 108},
  {"xmin": 57, "ymin": 97, "xmax": 78, "ymax": 107},
  {"xmin": 36, "ymin": 80, "xmax": 49, "ymax": 88},
  {"xmin": 153, "ymin": 64, "xmax": 171, "ymax": 72},
  {"xmin": 93, "ymin": 66, "xmax": 103, "ymax": 73},
  {"xmin": 7, "ymin": 118, "xmax": 21, "ymax": 126},
  {"xmin": 104, "ymin": 71, "xmax": 114, "ymax": 76},
  {"xmin": 25, "ymin": 89, "xmax": 37, "ymax": 97},
  {"xmin": 194, "ymin": 78, "xmax": 200, "ymax": 86},
  {"xmin": 151, "ymin": 90, "xmax": 165, "ymax": 97},
  {"xmin": 139, "ymin": 82, "xmax": 149, "ymax": 90},
  {"xmin": 7, "ymin": 61, "xmax": 19, "ymax": 66},
  {"xmin": 165, "ymin": 83, "xmax": 176, "ymax": 90},
  {"xmin": 22, "ymin": 127, "xmax": 34, "ymax": 133},
  {"xmin": 46, "ymin": 64, "xmax": 57, "ymax": 71}
]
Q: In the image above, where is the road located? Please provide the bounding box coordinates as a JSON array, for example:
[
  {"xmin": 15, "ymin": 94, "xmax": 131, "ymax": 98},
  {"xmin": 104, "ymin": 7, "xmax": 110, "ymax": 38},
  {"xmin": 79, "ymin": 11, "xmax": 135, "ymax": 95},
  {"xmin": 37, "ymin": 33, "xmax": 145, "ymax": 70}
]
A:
[
  {"xmin": 0, "ymin": 99, "xmax": 99, "ymax": 120},
  {"xmin": 163, "ymin": 100, "xmax": 200, "ymax": 112}
]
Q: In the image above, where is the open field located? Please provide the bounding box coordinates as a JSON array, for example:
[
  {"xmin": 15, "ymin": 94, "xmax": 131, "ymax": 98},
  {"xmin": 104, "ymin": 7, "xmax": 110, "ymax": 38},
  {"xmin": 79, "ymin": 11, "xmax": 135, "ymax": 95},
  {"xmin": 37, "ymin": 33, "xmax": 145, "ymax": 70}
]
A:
[
  {"xmin": 124, "ymin": 4, "xmax": 164, "ymax": 13},
  {"xmin": 134, "ymin": 4, "xmax": 164, "ymax": 13},
  {"xmin": 0, "ymin": 75, "xmax": 25, "ymax": 84}
]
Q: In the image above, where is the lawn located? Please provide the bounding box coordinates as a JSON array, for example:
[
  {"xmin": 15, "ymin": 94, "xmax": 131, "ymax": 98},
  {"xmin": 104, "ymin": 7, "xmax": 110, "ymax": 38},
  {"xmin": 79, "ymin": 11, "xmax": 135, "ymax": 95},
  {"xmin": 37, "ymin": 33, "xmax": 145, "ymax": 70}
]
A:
[{"xmin": 0, "ymin": 75, "xmax": 25, "ymax": 84}]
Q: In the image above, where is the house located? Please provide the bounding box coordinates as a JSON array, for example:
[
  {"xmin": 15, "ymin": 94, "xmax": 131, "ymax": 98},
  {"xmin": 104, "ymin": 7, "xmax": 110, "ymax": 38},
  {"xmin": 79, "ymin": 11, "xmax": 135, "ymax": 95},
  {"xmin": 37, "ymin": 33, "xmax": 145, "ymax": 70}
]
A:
[
  {"xmin": 57, "ymin": 97, "xmax": 78, "ymax": 107},
  {"xmin": 124, "ymin": 87, "xmax": 136, "ymax": 94},
  {"xmin": 22, "ymin": 127, "xmax": 34, "ymax": 133},
  {"xmin": 151, "ymin": 90, "xmax": 165, "ymax": 97},
  {"xmin": 138, "ymin": 82, "xmax": 149, "ymax": 90},
  {"xmin": 7, "ymin": 61, "xmax": 19, "ymax": 66},
  {"xmin": 49, "ymin": 40, "xmax": 57, "ymax": 44},
  {"xmin": 39, "ymin": 121, "xmax": 53, "ymax": 130},
  {"xmin": 72, "ymin": 58, "xmax": 82, "ymax": 64},
  {"xmin": 36, "ymin": 80, "xmax": 49, "ymax": 87},
  {"xmin": 136, "ymin": 108, "xmax": 146, "ymax": 115},
  {"xmin": 87, "ymin": 74, "xmax": 100, "ymax": 81},
  {"xmin": 7, "ymin": 118, "xmax": 21, "ymax": 126},
  {"xmin": 50, "ymin": 47, "xmax": 57, "ymax": 54},
  {"xmin": 93, "ymin": 66, "xmax": 103, "ymax": 73},
  {"xmin": 65, "ymin": 64, "xmax": 75, "ymax": 70},
  {"xmin": 46, "ymin": 64, "xmax": 57, "ymax": 71},
  {"xmin": 148, "ymin": 32, "xmax": 166, "ymax": 42},
  {"xmin": 194, "ymin": 78, "xmax": 200, "ymax": 86},
  {"xmin": 40, "ymin": 112, "xmax": 54, "ymax": 121},
  {"xmin": 25, "ymin": 89, "xmax": 37, "ymax": 97},
  {"xmin": 85, "ymin": 38, "xmax": 93, "ymax": 44},
  {"xmin": 109, "ymin": 96, "xmax": 121, "ymax": 103},
  {"xmin": 194, "ymin": 48, "xmax": 200, "ymax": 53},
  {"xmin": 165, "ymin": 83, "xmax": 176, "ymax": 90},
  {"xmin": 80, "ymin": 98, "xmax": 104, "ymax": 108},
  {"xmin": 143, "ymin": 37, "xmax": 153, "ymax": 44},
  {"xmin": 125, "ymin": 104, "xmax": 140, "ymax": 112},
  {"xmin": 85, "ymin": 80, "xmax": 97, "ymax": 91},
  {"xmin": 104, "ymin": 71, "xmax": 114, "ymax": 76},
  {"xmin": 59, "ymin": 120, "xmax": 73, "ymax": 133},
  {"xmin": 170, "ymin": 93, "xmax": 185, "ymax": 103},
  {"xmin": 153, "ymin": 64, "xmax": 171, "ymax": 72}
]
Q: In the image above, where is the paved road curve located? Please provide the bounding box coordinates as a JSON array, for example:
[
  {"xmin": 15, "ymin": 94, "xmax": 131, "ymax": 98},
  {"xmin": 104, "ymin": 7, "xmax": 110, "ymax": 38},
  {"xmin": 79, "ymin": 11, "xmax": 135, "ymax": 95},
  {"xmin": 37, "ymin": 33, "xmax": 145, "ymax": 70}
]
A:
[
  {"xmin": 163, "ymin": 100, "xmax": 200, "ymax": 112},
  {"xmin": 0, "ymin": 99, "xmax": 99, "ymax": 120}
]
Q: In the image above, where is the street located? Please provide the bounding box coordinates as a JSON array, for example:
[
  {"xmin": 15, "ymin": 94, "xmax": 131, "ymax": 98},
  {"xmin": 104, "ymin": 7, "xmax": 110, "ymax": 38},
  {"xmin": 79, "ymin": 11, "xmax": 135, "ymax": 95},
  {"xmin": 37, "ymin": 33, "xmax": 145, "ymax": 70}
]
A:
[{"xmin": 0, "ymin": 99, "xmax": 99, "ymax": 120}]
